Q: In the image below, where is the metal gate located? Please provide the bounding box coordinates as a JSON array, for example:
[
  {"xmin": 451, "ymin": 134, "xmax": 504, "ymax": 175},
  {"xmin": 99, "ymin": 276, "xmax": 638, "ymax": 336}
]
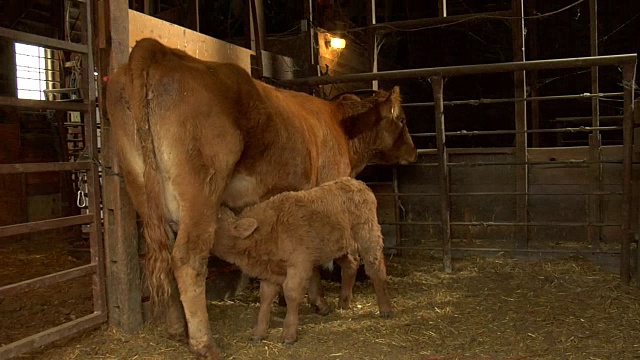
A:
[{"xmin": 0, "ymin": 1, "xmax": 106, "ymax": 358}]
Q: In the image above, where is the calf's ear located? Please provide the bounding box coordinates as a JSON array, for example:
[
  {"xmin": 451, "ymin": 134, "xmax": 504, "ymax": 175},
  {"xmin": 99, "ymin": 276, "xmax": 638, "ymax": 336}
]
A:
[
  {"xmin": 231, "ymin": 218, "xmax": 259, "ymax": 238},
  {"xmin": 379, "ymin": 86, "xmax": 402, "ymax": 120}
]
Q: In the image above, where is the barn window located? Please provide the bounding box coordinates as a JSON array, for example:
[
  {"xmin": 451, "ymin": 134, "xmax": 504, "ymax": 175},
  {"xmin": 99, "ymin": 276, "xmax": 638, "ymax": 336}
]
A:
[{"xmin": 14, "ymin": 43, "xmax": 58, "ymax": 100}]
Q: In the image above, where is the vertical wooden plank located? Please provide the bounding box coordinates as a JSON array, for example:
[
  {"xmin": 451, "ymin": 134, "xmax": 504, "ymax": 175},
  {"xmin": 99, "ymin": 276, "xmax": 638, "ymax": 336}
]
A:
[
  {"xmin": 82, "ymin": 0, "xmax": 107, "ymax": 317},
  {"xmin": 621, "ymin": 64, "xmax": 636, "ymax": 286},
  {"xmin": 99, "ymin": 0, "xmax": 144, "ymax": 332},
  {"xmin": 511, "ymin": 0, "xmax": 528, "ymax": 249},
  {"xmin": 367, "ymin": 0, "xmax": 378, "ymax": 90},
  {"xmin": 432, "ymin": 76, "xmax": 452, "ymax": 273},
  {"xmin": 587, "ymin": 0, "xmax": 602, "ymax": 248}
]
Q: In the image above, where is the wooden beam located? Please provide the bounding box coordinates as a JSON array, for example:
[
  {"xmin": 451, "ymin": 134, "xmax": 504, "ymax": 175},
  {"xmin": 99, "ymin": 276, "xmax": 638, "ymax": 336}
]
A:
[
  {"xmin": 0, "ymin": 26, "xmax": 88, "ymax": 53},
  {"xmin": 512, "ymin": 0, "xmax": 528, "ymax": 249},
  {"xmin": 99, "ymin": 0, "xmax": 144, "ymax": 333},
  {"xmin": 0, "ymin": 312, "xmax": 106, "ymax": 360},
  {"xmin": 0, "ymin": 264, "xmax": 96, "ymax": 297},
  {"xmin": 0, "ymin": 214, "xmax": 93, "ymax": 238}
]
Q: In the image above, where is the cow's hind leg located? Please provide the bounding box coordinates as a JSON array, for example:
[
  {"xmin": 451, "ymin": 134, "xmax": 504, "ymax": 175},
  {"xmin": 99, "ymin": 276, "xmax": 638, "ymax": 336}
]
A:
[
  {"xmin": 334, "ymin": 254, "xmax": 359, "ymax": 310},
  {"xmin": 251, "ymin": 280, "xmax": 280, "ymax": 342}
]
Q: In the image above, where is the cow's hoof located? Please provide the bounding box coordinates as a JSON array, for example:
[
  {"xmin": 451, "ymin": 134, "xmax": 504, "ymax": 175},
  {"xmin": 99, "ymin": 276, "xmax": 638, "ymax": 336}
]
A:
[
  {"xmin": 249, "ymin": 335, "xmax": 264, "ymax": 343},
  {"xmin": 192, "ymin": 343, "xmax": 223, "ymax": 360},
  {"xmin": 338, "ymin": 301, "xmax": 351, "ymax": 310},
  {"xmin": 379, "ymin": 310, "xmax": 393, "ymax": 319},
  {"xmin": 283, "ymin": 338, "xmax": 297, "ymax": 345}
]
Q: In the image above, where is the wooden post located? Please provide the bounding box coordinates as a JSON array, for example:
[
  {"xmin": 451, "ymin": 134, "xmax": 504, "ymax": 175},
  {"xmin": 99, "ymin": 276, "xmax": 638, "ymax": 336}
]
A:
[
  {"xmin": 432, "ymin": 76, "xmax": 452, "ymax": 273},
  {"xmin": 587, "ymin": 0, "xmax": 603, "ymax": 249},
  {"xmin": 511, "ymin": 0, "xmax": 528, "ymax": 249},
  {"xmin": 98, "ymin": 0, "xmax": 144, "ymax": 332}
]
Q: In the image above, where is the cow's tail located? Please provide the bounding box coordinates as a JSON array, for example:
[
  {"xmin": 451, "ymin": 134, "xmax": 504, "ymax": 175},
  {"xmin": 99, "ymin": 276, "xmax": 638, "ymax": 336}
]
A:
[{"xmin": 126, "ymin": 39, "xmax": 174, "ymax": 307}]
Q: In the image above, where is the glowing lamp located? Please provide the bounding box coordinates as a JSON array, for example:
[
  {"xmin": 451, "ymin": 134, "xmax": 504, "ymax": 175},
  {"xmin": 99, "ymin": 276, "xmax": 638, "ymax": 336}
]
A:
[{"xmin": 329, "ymin": 37, "xmax": 346, "ymax": 49}]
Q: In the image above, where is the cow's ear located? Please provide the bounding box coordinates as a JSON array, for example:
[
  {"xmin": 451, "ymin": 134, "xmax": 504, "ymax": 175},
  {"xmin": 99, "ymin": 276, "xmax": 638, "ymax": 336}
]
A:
[
  {"xmin": 379, "ymin": 86, "xmax": 402, "ymax": 120},
  {"xmin": 230, "ymin": 218, "xmax": 258, "ymax": 238}
]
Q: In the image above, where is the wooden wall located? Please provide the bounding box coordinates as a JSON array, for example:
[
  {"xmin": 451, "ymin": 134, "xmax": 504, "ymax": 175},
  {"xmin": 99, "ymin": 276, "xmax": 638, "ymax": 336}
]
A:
[{"xmin": 391, "ymin": 146, "xmax": 628, "ymax": 252}]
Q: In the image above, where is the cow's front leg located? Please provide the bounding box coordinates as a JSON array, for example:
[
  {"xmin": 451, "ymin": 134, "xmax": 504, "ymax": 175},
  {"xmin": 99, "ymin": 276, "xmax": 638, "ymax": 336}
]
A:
[
  {"xmin": 172, "ymin": 223, "xmax": 221, "ymax": 360},
  {"xmin": 251, "ymin": 280, "xmax": 280, "ymax": 342},
  {"xmin": 307, "ymin": 266, "xmax": 331, "ymax": 315}
]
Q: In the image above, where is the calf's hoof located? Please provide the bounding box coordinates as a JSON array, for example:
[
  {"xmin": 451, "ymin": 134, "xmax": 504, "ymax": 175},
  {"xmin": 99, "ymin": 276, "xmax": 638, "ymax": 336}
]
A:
[
  {"xmin": 379, "ymin": 310, "xmax": 393, "ymax": 319},
  {"xmin": 312, "ymin": 302, "xmax": 332, "ymax": 316},
  {"xmin": 167, "ymin": 331, "xmax": 188, "ymax": 344},
  {"xmin": 338, "ymin": 299, "xmax": 351, "ymax": 310}
]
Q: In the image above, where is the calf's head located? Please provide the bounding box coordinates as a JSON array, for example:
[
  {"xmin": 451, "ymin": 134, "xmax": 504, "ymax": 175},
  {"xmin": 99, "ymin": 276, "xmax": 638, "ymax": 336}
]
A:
[{"xmin": 217, "ymin": 207, "xmax": 259, "ymax": 241}]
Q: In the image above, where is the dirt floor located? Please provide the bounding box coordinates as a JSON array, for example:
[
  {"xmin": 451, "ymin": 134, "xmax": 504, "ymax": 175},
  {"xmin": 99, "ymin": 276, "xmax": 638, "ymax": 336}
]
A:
[{"xmin": 4, "ymin": 249, "xmax": 640, "ymax": 360}]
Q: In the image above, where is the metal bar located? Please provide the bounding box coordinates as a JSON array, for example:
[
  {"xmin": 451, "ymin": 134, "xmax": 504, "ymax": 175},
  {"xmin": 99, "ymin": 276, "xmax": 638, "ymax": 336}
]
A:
[
  {"xmin": 438, "ymin": 0, "xmax": 447, "ymax": 17},
  {"xmin": 403, "ymin": 92, "xmax": 623, "ymax": 107},
  {"xmin": 370, "ymin": 10, "xmax": 511, "ymax": 32},
  {"xmin": 367, "ymin": 0, "xmax": 378, "ymax": 90},
  {"xmin": 0, "ymin": 214, "xmax": 93, "ymax": 238},
  {"xmin": 391, "ymin": 167, "xmax": 402, "ymax": 250},
  {"xmin": 249, "ymin": 0, "xmax": 264, "ymax": 78},
  {"xmin": 621, "ymin": 64, "xmax": 636, "ymax": 285},
  {"xmin": 379, "ymin": 221, "xmax": 622, "ymax": 227},
  {"xmin": 447, "ymin": 160, "xmax": 624, "ymax": 167},
  {"xmin": 82, "ymin": 0, "xmax": 108, "ymax": 318},
  {"xmin": 386, "ymin": 159, "xmax": 629, "ymax": 167},
  {"xmin": 0, "ymin": 26, "xmax": 88, "ymax": 53},
  {"xmin": 0, "ymin": 161, "xmax": 92, "ymax": 174},
  {"xmin": 0, "ymin": 264, "xmax": 97, "ymax": 298},
  {"xmin": 279, "ymin": 54, "xmax": 637, "ymax": 86},
  {"xmin": 588, "ymin": 0, "xmax": 603, "ymax": 249},
  {"xmin": 0, "ymin": 312, "xmax": 106, "ymax": 359},
  {"xmin": 512, "ymin": 0, "xmax": 528, "ymax": 249},
  {"xmin": 432, "ymin": 76, "xmax": 452, "ymax": 273},
  {"xmin": 374, "ymin": 191, "xmax": 623, "ymax": 196},
  {"xmin": 383, "ymin": 246, "xmax": 621, "ymax": 256},
  {"xmin": 0, "ymin": 96, "xmax": 90, "ymax": 111},
  {"xmin": 411, "ymin": 126, "xmax": 623, "ymax": 137}
]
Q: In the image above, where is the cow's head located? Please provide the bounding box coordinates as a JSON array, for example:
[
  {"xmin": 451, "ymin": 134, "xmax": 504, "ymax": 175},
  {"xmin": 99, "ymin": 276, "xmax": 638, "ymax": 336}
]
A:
[{"xmin": 340, "ymin": 87, "xmax": 417, "ymax": 166}]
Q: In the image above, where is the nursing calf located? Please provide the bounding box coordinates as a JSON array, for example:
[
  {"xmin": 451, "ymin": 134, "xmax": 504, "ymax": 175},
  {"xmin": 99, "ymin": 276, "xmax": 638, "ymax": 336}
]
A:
[{"xmin": 212, "ymin": 177, "xmax": 393, "ymax": 343}]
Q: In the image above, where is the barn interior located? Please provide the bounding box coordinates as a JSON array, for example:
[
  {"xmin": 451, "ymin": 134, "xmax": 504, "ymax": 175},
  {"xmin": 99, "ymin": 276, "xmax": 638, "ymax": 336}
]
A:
[{"xmin": 0, "ymin": 0, "xmax": 639, "ymax": 359}]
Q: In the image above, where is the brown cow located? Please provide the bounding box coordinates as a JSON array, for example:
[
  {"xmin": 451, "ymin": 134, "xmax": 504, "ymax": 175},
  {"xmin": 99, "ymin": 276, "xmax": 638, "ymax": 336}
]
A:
[
  {"xmin": 213, "ymin": 177, "xmax": 392, "ymax": 344},
  {"xmin": 106, "ymin": 37, "xmax": 415, "ymax": 359}
]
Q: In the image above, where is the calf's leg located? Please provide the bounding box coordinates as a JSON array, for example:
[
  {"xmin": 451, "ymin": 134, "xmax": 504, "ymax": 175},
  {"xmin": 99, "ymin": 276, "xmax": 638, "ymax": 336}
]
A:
[
  {"xmin": 281, "ymin": 267, "xmax": 312, "ymax": 344},
  {"xmin": 306, "ymin": 266, "xmax": 331, "ymax": 315},
  {"xmin": 362, "ymin": 254, "xmax": 393, "ymax": 318},
  {"xmin": 251, "ymin": 280, "xmax": 280, "ymax": 342},
  {"xmin": 334, "ymin": 254, "xmax": 359, "ymax": 310}
]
